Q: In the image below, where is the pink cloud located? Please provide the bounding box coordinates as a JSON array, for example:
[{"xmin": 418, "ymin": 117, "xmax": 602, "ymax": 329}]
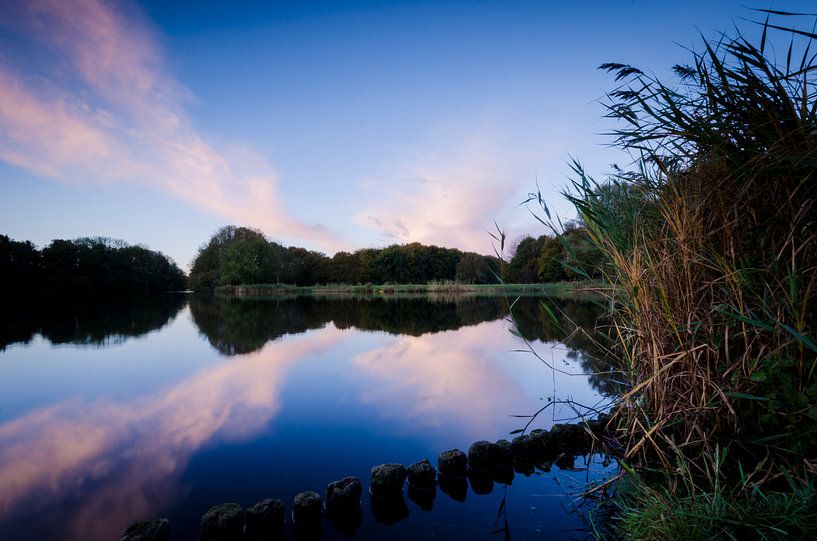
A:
[
  {"xmin": 354, "ymin": 132, "xmax": 530, "ymax": 254},
  {"xmin": 0, "ymin": 0, "xmax": 340, "ymax": 250}
]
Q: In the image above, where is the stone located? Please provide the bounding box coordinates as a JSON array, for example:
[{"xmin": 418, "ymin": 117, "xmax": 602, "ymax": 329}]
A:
[
  {"xmin": 370, "ymin": 464, "xmax": 407, "ymax": 496},
  {"xmin": 407, "ymin": 459, "xmax": 436, "ymax": 489},
  {"xmin": 437, "ymin": 449, "xmax": 467, "ymax": 477},
  {"xmin": 468, "ymin": 440, "xmax": 502, "ymax": 472},
  {"xmin": 529, "ymin": 429, "xmax": 555, "ymax": 461},
  {"xmin": 325, "ymin": 476, "xmax": 362, "ymax": 513},
  {"xmin": 245, "ymin": 498, "xmax": 284, "ymax": 539},
  {"xmin": 551, "ymin": 423, "xmax": 589, "ymax": 452},
  {"xmin": 199, "ymin": 503, "xmax": 245, "ymax": 541},
  {"xmin": 513, "ymin": 460, "xmax": 535, "ymax": 477},
  {"xmin": 551, "ymin": 423, "xmax": 582, "ymax": 450},
  {"xmin": 492, "ymin": 463, "xmax": 515, "ymax": 485},
  {"xmin": 495, "ymin": 439, "xmax": 512, "ymax": 465},
  {"xmin": 120, "ymin": 519, "xmax": 170, "ymax": 541},
  {"xmin": 510, "ymin": 435, "xmax": 533, "ymax": 463},
  {"xmin": 292, "ymin": 491, "xmax": 322, "ymax": 525},
  {"xmin": 555, "ymin": 453, "xmax": 576, "ymax": 470}
]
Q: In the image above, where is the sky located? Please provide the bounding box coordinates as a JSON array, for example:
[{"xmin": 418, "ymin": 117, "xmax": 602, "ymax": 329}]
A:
[{"xmin": 0, "ymin": 0, "xmax": 813, "ymax": 269}]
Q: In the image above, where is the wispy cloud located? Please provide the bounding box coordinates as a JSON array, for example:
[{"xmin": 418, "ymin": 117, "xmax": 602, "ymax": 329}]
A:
[
  {"xmin": 353, "ymin": 131, "xmax": 530, "ymax": 254},
  {"xmin": 0, "ymin": 0, "xmax": 339, "ymax": 249}
]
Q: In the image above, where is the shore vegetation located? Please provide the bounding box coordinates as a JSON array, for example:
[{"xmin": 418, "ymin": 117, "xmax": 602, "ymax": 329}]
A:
[{"xmin": 552, "ymin": 12, "xmax": 817, "ymax": 539}]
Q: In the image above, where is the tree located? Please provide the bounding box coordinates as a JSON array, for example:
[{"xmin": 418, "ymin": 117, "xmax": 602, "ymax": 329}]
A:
[
  {"xmin": 189, "ymin": 226, "xmax": 269, "ymax": 290},
  {"xmin": 456, "ymin": 253, "xmax": 497, "ymax": 283},
  {"xmin": 537, "ymin": 236, "xmax": 566, "ymax": 282}
]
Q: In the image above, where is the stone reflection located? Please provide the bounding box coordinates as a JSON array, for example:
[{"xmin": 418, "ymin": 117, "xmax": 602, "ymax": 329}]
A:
[
  {"xmin": 0, "ymin": 294, "xmax": 187, "ymax": 350},
  {"xmin": 370, "ymin": 494, "xmax": 410, "ymax": 525},
  {"xmin": 406, "ymin": 485, "xmax": 435, "ymax": 511},
  {"xmin": 438, "ymin": 475, "xmax": 468, "ymax": 502}
]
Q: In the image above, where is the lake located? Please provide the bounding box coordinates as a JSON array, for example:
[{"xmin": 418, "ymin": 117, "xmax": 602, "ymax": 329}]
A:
[{"xmin": 0, "ymin": 293, "xmax": 617, "ymax": 540}]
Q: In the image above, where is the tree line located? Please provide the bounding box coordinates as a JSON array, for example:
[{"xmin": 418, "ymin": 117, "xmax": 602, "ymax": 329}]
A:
[
  {"xmin": 0, "ymin": 222, "xmax": 604, "ymax": 295},
  {"xmin": 0, "ymin": 235, "xmax": 186, "ymax": 296},
  {"xmin": 189, "ymin": 226, "xmax": 501, "ymax": 290},
  {"xmin": 189, "ymin": 224, "xmax": 603, "ymax": 291}
]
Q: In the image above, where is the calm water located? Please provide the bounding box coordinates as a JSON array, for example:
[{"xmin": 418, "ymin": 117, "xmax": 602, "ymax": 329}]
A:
[{"xmin": 0, "ymin": 294, "xmax": 616, "ymax": 540}]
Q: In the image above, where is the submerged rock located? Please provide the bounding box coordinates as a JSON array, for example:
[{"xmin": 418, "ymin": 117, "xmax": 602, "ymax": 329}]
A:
[
  {"xmin": 513, "ymin": 460, "xmax": 535, "ymax": 477},
  {"xmin": 529, "ymin": 429, "xmax": 555, "ymax": 461},
  {"xmin": 468, "ymin": 440, "xmax": 501, "ymax": 472},
  {"xmin": 325, "ymin": 476, "xmax": 362, "ymax": 513},
  {"xmin": 510, "ymin": 435, "xmax": 533, "ymax": 463},
  {"xmin": 492, "ymin": 463, "xmax": 515, "ymax": 485},
  {"xmin": 593, "ymin": 413, "xmax": 612, "ymax": 434},
  {"xmin": 292, "ymin": 491, "xmax": 322, "ymax": 525},
  {"xmin": 553, "ymin": 423, "xmax": 592, "ymax": 453},
  {"xmin": 199, "ymin": 503, "xmax": 245, "ymax": 541},
  {"xmin": 495, "ymin": 439, "xmax": 513, "ymax": 465},
  {"xmin": 370, "ymin": 464, "xmax": 407, "ymax": 496},
  {"xmin": 246, "ymin": 498, "xmax": 284, "ymax": 539},
  {"xmin": 437, "ymin": 449, "xmax": 467, "ymax": 477},
  {"xmin": 407, "ymin": 459, "xmax": 436, "ymax": 489},
  {"xmin": 555, "ymin": 452, "xmax": 576, "ymax": 470},
  {"xmin": 120, "ymin": 519, "xmax": 170, "ymax": 541}
]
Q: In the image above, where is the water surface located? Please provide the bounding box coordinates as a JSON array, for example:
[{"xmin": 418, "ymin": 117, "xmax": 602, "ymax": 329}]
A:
[{"xmin": 0, "ymin": 294, "xmax": 615, "ymax": 540}]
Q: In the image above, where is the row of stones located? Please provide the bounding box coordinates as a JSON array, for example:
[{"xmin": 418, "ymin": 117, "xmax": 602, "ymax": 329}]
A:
[{"xmin": 120, "ymin": 417, "xmax": 609, "ymax": 541}]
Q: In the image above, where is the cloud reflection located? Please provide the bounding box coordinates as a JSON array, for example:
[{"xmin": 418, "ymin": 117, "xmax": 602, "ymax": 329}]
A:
[
  {"xmin": 0, "ymin": 327, "xmax": 343, "ymax": 540},
  {"xmin": 352, "ymin": 320, "xmax": 598, "ymax": 444}
]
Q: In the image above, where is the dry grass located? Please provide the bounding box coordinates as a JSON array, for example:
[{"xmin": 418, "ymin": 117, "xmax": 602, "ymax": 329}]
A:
[{"xmin": 553, "ymin": 13, "xmax": 817, "ymax": 534}]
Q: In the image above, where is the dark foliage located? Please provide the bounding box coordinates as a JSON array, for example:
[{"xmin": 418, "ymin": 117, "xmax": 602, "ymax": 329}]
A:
[
  {"xmin": 0, "ymin": 235, "xmax": 186, "ymax": 296},
  {"xmin": 506, "ymin": 222, "xmax": 604, "ymax": 283},
  {"xmin": 0, "ymin": 294, "xmax": 187, "ymax": 350},
  {"xmin": 189, "ymin": 226, "xmax": 501, "ymax": 290}
]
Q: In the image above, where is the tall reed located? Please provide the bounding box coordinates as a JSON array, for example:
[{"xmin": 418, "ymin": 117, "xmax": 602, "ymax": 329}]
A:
[{"xmin": 557, "ymin": 13, "xmax": 817, "ymax": 533}]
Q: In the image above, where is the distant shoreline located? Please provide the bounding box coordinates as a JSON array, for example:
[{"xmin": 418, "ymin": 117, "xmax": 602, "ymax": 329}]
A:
[{"xmin": 214, "ymin": 281, "xmax": 608, "ymax": 299}]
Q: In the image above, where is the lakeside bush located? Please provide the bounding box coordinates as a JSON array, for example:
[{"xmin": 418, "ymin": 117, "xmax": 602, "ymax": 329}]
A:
[{"xmin": 506, "ymin": 221, "xmax": 605, "ymax": 283}]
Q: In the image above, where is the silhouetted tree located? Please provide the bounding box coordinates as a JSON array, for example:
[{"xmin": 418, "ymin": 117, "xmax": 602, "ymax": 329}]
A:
[{"xmin": 1, "ymin": 234, "xmax": 185, "ymax": 296}]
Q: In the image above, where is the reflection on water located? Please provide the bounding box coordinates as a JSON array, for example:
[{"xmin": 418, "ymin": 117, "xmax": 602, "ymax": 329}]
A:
[
  {"xmin": 0, "ymin": 294, "xmax": 615, "ymax": 540},
  {"xmin": 189, "ymin": 295, "xmax": 509, "ymax": 355},
  {"xmin": 0, "ymin": 294, "xmax": 186, "ymax": 350}
]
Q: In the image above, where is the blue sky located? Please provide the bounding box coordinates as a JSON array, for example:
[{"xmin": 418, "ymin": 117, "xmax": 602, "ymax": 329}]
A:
[{"xmin": 0, "ymin": 0, "xmax": 812, "ymax": 268}]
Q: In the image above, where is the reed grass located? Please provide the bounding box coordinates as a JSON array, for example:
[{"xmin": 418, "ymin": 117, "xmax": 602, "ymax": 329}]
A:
[
  {"xmin": 549, "ymin": 11, "xmax": 817, "ymax": 538},
  {"xmin": 214, "ymin": 280, "xmax": 606, "ymax": 299}
]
